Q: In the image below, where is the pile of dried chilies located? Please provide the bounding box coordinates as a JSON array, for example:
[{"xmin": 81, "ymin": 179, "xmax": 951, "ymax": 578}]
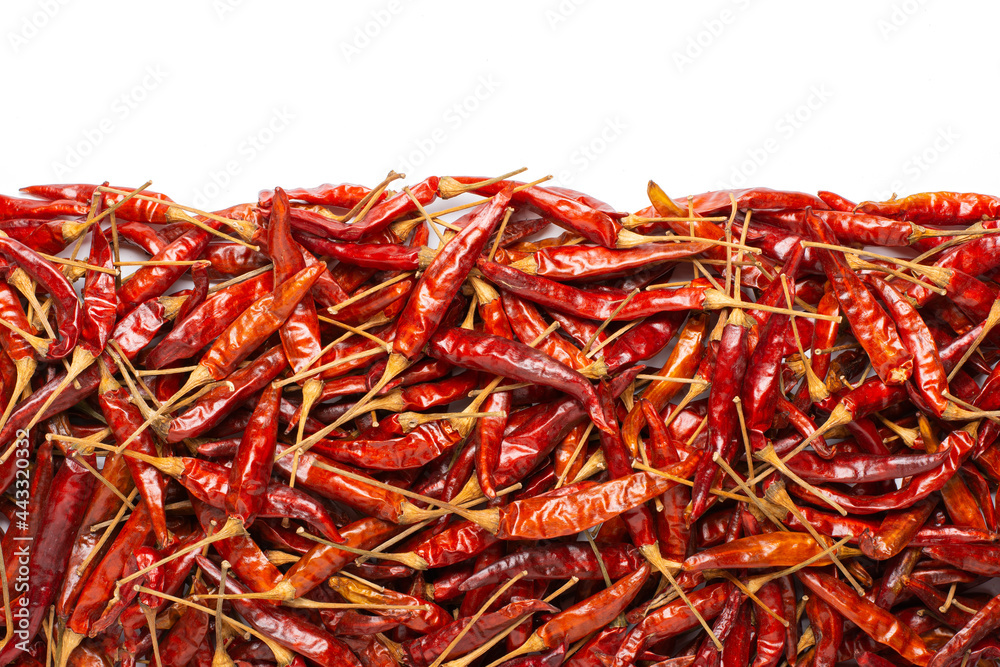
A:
[{"xmin": 0, "ymin": 172, "xmax": 999, "ymax": 667}]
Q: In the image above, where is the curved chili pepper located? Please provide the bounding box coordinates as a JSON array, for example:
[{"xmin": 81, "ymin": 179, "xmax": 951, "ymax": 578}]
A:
[
  {"xmin": 688, "ymin": 187, "xmax": 829, "ymax": 216},
  {"xmin": 604, "ymin": 311, "xmax": 686, "ymax": 374},
  {"xmin": 752, "ymin": 581, "xmax": 787, "ymax": 667},
  {"xmin": 502, "ymin": 289, "xmax": 594, "ymax": 372},
  {"xmin": 449, "ymin": 176, "xmax": 622, "ymax": 247},
  {"xmin": 479, "ymin": 258, "xmax": 712, "ymax": 321},
  {"xmin": 312, "ymin": 421, "xmax": 462, "ymax": 470},
  {"xmin": 294, "ymin": 233, "xmax": 427, "ymax": 271},
  {"xmin": 789, "ymin": 424, "xmax": 974, "ymax": 514},
  {"xmin": 0, "ymin": 235, "xmax": 81, "ymax": 360},
  {"xmin": 0, "ymin": 218, "xmax": 85, "ymax": 254},
  {"xmin": 427, "ymin": 326, "xmax": 614, "ymax": 434},
  {"xmin": 516, "ymin": 563, "xmax": 651, "ymax": 659},
  {"xmin": 785, "ymin": 447, "xmax": 951, "ymax": 484},
  {"xmin": 806, "ymin": 594, "xmax": 844, "ymax": 667},
  {"xmin": 225, "ymin": 381, "xmax": 281, "ymax": 527},
  {"xmin": 328, "ymin": 574, "xmax": 451, "ymax": 635},
  {"xmin": 758, "ymin": 208, "xmax": 919, "ymax": 246}
]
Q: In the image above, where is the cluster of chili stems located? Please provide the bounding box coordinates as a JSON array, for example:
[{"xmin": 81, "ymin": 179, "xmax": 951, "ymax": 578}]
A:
[{"xmin": 1, "ymin": 172, "xmax": 1000, "ymax": 667}]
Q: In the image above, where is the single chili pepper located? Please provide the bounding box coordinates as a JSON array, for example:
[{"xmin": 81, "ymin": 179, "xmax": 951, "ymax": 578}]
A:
[
  {"xmin": 166, "ymin": 344, "xmax": 287, "ymax": 442},
  {"xmin": 682, "ymin": 531, "xmax": 856, "ymax": 572},
  {"xmin": 388, "ymin": 184, "xmax": 512, "ymax": 367},
  {"xmin": 788, "ymin": 506, "xmax": 997, "ymax": 547},
  {"xmin": 55, "ymin": 449, "xmax": 133, "ymax": 620},
  {"xmin": 796, "ymin": 569, "xmax": 932, "ymax": 666},
  {"xmin": 685, "ymin": 187, "xmax": 830, "ymax": 216},
  {"xmin": 816, "ymin": 190, "xmax": 857, "ymax": 211},
  {"xmin": 459, "ymin": 543, "xmax": 645, "ymax": 591},
  {"xmin": 801, "ymin": 210, "xmax": 913, "ymax": 384},
  {"xmin": 604, "ymin": 311, "xmax": 686, "ymax": 374},
  {"xmin": 225, "ymin": 381, "xmax": 281, "ymax": 527},
  {"xmin": 181, "ymin": 262, "xmax": 322, "ymax": 393},
  {"xmin": 0, "ymin": 235, "xmax": 81, "ymax": 361},
  {"xmin": 156, "ymin": 582, "xmax": 210, "ymax": 667},
  {"xmin": 940, "ymin": 468, "xmax": 989, "ymax": 531},
  {"xmin": 479, "ymin": 258, "xmax": 717, "ymax": 321},
  {"xmin": 469, "ymin": 460, "xmax": 699, "ymax": 540},
  {"xmin": 78, "ymin": 223, "xmax": 116, "ymax": 356},
  {"xmin": 294, "ymin": 233, "xmax": 430, "ymax": 271},
  {"xmin": 0, "ymin": 193, "xmax": 89, "ymax": 220},
  {"xmin": 312, "ymin": 420, "xmax": 462, "ymax": 470},
  {"xmin": 196, "ymin": 556, "xmax": 362, "ymax": 667},
  {"xmin": 427, "ymin": 326, "xmax": 614, "ymax": 434},
  {"xmin": 258, "ymin": 182, "xmax": 374, "ymax": 208},
  {"xmin": 20, "ymin": 183, "xmax": 173, "ymax": 222},
  {"xmin": 510, "ymin": 563, "xmax": 651, "ymax": 661},
  {"xmin": 510, "ymin": 241, "xmax": 710, "ymax": 281},
  {"xmin": 805, "ymin": 594, "xmax": 843, "ymax": 667},
  {"xmin": 98, "ymin": 368, "xmax": 172, "ymax": 548},
  {"xmin": 612, "ymin": 582, "xmax": 732, "ymax": 667},
  {"xmin": 189, "ymin": 500, "xmax": 282, "ymax": 594},
  {"xmin": 757, "ymin": 208, "xmax": 922, "ymax": 246},
  {"xmin": 0, "ymin": 218, "xmax": 88, "ymax": 254},
  {"xmin": 785, "ymin": 446, "xmax": 951, "ymax": 484},
  {"xmin": 752, "ymin": 580, "xmax": 787, "ymax": 667},
  {"xmin": 856, "ymin": 191, "xmax": 1000, "ymax": 224},
  {"xmin": 789, "ymin": 424, "xmax": 975, "ymax": 514},
  {"xmin": 448, "ymin": 176, "xmax": 622, "ymax": 247}
]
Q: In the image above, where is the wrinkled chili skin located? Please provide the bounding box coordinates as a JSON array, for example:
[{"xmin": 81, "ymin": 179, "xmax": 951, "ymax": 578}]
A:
[
  {"xmin": 806, "ymin": 595, "xmax": 844, "ymax": 667},
  {"xmin": 258, "ymin": 182, "xmax": 373, "ymax": 208},
  {"xmin": 459, "ymin": 543, "xmax": 646, "ymax": 590},
  {"xmin": 0, "ymin": 192, "xmax": 89, "ymax": 219},
  {"xmin": 226, "ymin": 381, "xmax": 282, "ymax": 526},
  {"xmin": 857, "ymin": 191, "xmax": 1000, "ymax": 224},
  {"xmin": 785, "ymin": 447, "xmax": 951, "ymax": 483},
  {"xmin": 20, "ymin": 183, "xmax": 173, "ymax": 221},
  {"xmin": 682, "ymin": 532, "xmax": 843, "ymax": 571},
  {"xmin": 527, "ymin": 242, "xmax": 709, "ymax": 281}
]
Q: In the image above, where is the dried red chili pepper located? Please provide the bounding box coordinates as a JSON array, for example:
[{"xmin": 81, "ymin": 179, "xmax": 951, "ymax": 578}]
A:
[{"xmin": 225, "ymin": 381, "xmax": 281, "ymax": 526}]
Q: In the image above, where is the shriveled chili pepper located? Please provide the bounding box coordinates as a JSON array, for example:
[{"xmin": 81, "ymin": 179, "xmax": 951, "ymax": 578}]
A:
[
  {"xmin": 0, "ymin": 193, "xmax": 89, "ymax": 219},
  {"xmin": 856, "ymin": 191, "xmax": 1000, "ymax": 224},
  {"xmin": 312, "ymin": 420, "xmax": 462, "ymax": 470},
  {"xmin": 806, "ymin": 594, "xmax": 844, "ymax": 667},
  {"xmin": 20, "ymin": 183, "xmax": 173, "ymax": 222},
  {"xmin": 510, "ymin": 241, "xmax": 710, "ymax": 281},
  {"xmin": 785, "ymin": 446, "xmax": 951, "ymax": 484},
  {"xmin": 459, "ymin": 543, "xmax": 645, "ymax": 591},
  {"xmin": 258, "ymin": 182, "xmax": 374, "ymax": 208},
  {"xmin": 225, "ymin": 381, "xmax": 281, "ymax": 527}
]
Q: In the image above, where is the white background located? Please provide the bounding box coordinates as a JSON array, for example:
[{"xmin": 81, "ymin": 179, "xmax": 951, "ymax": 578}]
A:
[{"xmin": 1, "ymin": 0, "xmax": 995, "ymax": 214}]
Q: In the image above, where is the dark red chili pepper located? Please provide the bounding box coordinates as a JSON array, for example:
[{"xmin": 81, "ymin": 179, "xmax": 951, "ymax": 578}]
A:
[
  {"xmin": 806, "ymin": 594, "xmax": 844, "ymax": 667},
  {"xmin": 258, "ymin": 182, "xmax": 374, "ymax": 208},
  {"xmin": 225, "ymin": 381, "xmax": 281, "ymax": 527},
  {"xmin": 757, "ymin": 208, "xmax": 921, "ymax": 246},
  {"xmin": 926, "ymin": 592, "xmax": 1000, "ymax": 667},
  {"xmin": 785, "ymin": 446, "xmax": 951, "ymax": 484},
  {"xmin": 311, "ymin": 421, "xmax": 462, "ymax": 470},
  {"xmin": 512, "ymin": 241, "xmax": 710, "ymax": 281},
  {"xmin": 459, "ymin": 543, "xmax": 645, "ymax": 591}
]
